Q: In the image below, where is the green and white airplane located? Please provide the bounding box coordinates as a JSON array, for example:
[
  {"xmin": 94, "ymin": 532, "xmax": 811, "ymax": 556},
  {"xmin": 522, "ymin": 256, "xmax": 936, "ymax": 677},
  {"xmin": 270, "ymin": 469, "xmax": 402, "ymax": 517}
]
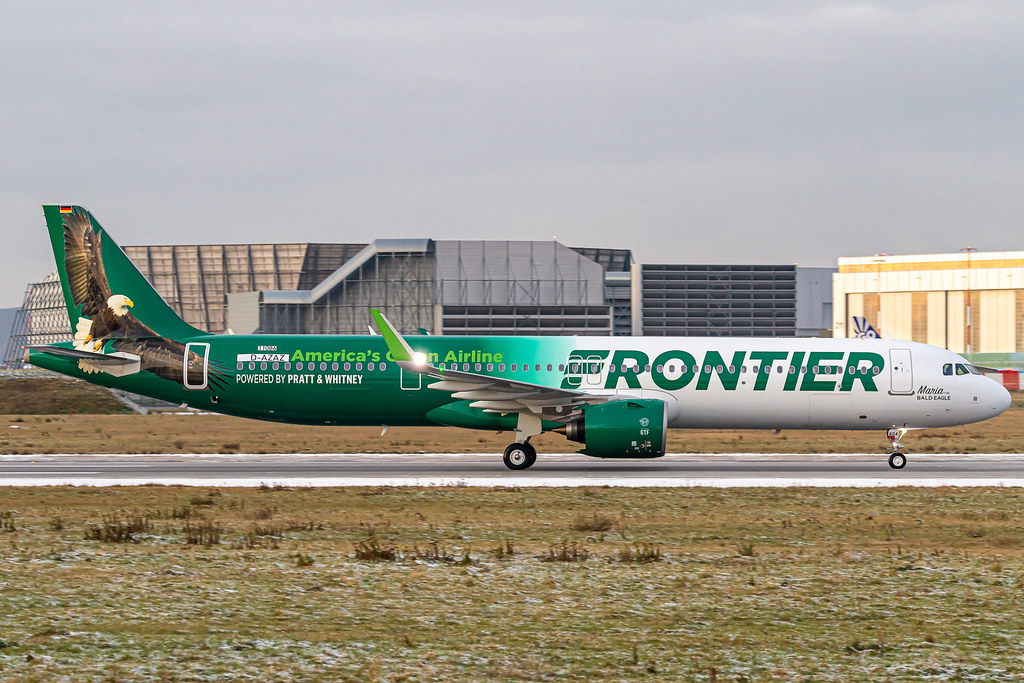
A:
[{"xmin": 26, "ymin": 205, "xmax": 1011, "ymax": 470}]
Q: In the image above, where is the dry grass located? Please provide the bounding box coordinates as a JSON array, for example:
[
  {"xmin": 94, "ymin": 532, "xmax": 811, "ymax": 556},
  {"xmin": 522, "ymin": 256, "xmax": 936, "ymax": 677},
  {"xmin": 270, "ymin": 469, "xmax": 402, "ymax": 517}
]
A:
[
  {"xmin": 1, "ymin": 486, "xmax": 1024, "ymax": 678},
  {"xmin": 2, "ymin": 375, "xmax": 1024, "ymax": 455},
  {"xmin": 2, "ymin": 393, "xmax": 1024, "ymax": 455}
]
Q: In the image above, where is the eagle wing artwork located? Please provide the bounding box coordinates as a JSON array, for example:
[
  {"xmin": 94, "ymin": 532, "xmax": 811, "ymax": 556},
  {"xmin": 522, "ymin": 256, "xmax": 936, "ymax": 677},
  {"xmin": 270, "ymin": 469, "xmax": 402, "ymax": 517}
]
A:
[
  {"xmin": 44, "ymin": 206, "xmax": 229, "ymax": 388},
  {"xmin": 27, "ymin": 205, "xmax": 1011, "ymax": 470}
]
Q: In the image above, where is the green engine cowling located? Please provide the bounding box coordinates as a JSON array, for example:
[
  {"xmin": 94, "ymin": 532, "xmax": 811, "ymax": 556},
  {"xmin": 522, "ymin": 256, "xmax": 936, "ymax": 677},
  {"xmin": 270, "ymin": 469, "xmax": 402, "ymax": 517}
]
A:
[{"xmin": 560, "ymin": 399, "xmax": 668, "ymax": 458}]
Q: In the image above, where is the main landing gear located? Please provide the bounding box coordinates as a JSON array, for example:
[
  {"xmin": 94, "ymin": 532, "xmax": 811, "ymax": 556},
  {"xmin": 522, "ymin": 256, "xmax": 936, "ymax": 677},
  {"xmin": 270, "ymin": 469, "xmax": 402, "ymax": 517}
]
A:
[
  {"xmin": 503, "ymin": 442, "xmax": 537, "ymax": 470},
  {"xmin": 886, "ymin": 427, "xmax": 908, "ymax": 469},
  {"xmin": 503, "ymin": 413, "xmax": 542, "ymax": 470}
]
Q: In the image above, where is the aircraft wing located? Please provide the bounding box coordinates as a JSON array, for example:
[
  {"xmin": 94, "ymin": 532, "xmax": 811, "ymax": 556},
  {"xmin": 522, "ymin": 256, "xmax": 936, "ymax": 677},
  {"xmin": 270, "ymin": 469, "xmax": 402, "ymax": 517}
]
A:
[{"xmin": 370, "ymin": 309, "xmax": 616, "ymax": 423}]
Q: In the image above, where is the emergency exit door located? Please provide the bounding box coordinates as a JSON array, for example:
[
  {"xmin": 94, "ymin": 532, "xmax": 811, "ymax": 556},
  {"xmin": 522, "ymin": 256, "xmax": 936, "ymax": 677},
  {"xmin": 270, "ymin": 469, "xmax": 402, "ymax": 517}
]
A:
[
  {"xmin": 889, "ymin": 348, "xmax": 913, "ymax": 395},
  {"xmin": 184, "ymin": 342, "xmax": 210, "ymax": 390}
]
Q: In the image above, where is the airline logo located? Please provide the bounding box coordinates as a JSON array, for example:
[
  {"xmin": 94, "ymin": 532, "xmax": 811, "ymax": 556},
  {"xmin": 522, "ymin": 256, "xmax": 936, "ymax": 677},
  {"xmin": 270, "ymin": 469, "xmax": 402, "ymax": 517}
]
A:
[
  {"xmin": 562, "ymin": 349, "xmax": 886, "ymax": 392},
  {"xmin": 852, "ymin": 316, "xmax": 881, "ymax": 339}
]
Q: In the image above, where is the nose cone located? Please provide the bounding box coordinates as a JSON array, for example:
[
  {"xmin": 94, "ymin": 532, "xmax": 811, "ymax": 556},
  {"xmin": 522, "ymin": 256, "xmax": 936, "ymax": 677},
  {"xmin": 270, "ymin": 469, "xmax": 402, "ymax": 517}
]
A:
[{"xmin": 991, "ymin": 383, "xmax": 1012, "ymax": 416}]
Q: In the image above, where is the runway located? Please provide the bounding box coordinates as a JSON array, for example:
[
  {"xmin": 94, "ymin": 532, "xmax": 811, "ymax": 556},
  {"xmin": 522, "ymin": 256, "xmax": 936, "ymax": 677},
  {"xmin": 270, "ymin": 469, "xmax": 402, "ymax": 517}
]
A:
[{"xmin": 1, "ymin": 452, "xmax": 1023, "ymax": 487}]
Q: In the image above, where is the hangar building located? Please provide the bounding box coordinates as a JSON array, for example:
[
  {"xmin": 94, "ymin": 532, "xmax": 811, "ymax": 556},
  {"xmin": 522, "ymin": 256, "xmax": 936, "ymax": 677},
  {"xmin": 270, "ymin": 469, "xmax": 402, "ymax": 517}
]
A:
[
  {"xmin": 4, "ymin": 238, "xmax": 832, "ymax": 367},
  {"xmin": 833, "ymin": 250, "xmax": 1024, "ymax": 356}
]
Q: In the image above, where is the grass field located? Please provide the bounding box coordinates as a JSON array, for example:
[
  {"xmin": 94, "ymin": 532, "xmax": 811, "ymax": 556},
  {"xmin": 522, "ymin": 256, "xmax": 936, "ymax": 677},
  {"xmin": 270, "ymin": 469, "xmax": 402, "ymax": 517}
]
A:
[
  {"xmin": 0, "ymin": 486, "xmax": 1023, "ymax": 680},
  {"xmin": 2, "ymin": 376, "xmax": 1024, "ymax": 456}
]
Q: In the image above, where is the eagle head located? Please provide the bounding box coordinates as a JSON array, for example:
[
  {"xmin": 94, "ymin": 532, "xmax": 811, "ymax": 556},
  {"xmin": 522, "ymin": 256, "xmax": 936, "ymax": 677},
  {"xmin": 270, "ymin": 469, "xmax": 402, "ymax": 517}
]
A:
[{"xmin": 108, "ymin": 294, "xmax": 135, "ymax": 317}]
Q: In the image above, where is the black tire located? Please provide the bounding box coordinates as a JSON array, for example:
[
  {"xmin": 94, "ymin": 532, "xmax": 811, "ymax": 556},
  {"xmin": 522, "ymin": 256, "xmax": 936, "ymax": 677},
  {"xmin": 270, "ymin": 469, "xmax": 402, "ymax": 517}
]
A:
[
  {"xmin": 888, "ymin": 452, "xmax": 907, "ymax": 470},
  {"xmin": 503, "ymin": 442, "xmax": 537, "ymax": 470}
]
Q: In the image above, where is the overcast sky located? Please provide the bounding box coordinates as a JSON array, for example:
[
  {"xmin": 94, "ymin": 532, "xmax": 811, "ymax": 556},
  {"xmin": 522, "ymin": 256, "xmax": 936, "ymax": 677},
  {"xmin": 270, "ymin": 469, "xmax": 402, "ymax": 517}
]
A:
[{"xmin": 2, "ymin": 1, "xmax": 1022, "ymax": 307}]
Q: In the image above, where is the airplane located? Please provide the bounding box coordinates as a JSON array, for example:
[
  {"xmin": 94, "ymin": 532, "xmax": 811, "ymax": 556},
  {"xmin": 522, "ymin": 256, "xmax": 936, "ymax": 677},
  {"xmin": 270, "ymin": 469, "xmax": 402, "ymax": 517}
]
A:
[{"xmin": 26, "ymin": 205, "xmax": 1012, "ymax": 470}]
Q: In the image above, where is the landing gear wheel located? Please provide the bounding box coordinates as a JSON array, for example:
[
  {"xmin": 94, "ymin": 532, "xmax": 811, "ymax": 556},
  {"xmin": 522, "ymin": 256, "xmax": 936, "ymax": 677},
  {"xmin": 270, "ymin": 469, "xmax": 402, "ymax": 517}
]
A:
[
  {"xmin": 503, "ymin": 442, "xmax": 537, "ymax": 470},
  {"xmin": 888, "ymin": 452, "xmax": 907, "ymax": 470}
]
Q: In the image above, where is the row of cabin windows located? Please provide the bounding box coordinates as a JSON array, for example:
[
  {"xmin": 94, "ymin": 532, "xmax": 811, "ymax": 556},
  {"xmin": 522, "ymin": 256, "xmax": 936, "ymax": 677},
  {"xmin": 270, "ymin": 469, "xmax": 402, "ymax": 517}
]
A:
[
  {"xmin": 438, "ymin": 362, "xmax": 878, "ymax": 375},
  {"xmin": 236, "ymin": 360, "xmax": 880, "ymax": 377},
  {"xmin": 239, "ymin": 361, "xmax": 388, "ymax": 372},
  {"xmin": 942, "ymin": 363, "xmax": 981, "ymax": 376}
]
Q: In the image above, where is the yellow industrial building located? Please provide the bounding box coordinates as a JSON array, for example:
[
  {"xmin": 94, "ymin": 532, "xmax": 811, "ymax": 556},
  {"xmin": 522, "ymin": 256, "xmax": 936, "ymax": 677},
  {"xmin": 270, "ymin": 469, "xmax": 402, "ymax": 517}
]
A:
[{"xmin": 833, "ymin": 250, "xmax": 1024, "ymax": 354}]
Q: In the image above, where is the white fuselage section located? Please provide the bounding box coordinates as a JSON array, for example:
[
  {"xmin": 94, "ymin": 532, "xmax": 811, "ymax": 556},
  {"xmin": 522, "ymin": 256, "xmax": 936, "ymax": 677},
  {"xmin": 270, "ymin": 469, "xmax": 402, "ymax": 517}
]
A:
[{"xmin": 564, "ymin": 337, "xmax": 1010, "ymax": 431}]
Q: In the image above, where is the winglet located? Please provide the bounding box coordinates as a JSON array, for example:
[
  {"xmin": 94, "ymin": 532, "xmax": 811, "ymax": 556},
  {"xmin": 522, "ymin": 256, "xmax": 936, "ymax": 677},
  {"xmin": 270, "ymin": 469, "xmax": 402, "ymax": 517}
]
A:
[{"xmin": 370, "ymin": 308, "xmax": 415, "ymax": 363}]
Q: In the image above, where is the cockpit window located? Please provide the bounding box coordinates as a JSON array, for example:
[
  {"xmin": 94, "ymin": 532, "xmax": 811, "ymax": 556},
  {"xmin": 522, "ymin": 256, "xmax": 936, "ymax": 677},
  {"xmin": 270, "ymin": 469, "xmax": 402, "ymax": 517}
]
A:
[
  {"xmin": 942, "ymin": 363, "xmax": 953, "ymax": 376},
  {"xmin": 966, "ymin": 364, "xmax": 981, "ymax": 375},
  {"xmin": 955, "ymin": 363, "xmax": 969, "ymax": 376}
]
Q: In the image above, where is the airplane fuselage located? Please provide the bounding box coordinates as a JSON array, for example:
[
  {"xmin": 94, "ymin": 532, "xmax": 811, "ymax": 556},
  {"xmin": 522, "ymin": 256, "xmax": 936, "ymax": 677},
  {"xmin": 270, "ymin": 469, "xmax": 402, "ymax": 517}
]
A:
[{"xmin": 30, "ymin": 333, "xmax": 1010, "ymax": 432}]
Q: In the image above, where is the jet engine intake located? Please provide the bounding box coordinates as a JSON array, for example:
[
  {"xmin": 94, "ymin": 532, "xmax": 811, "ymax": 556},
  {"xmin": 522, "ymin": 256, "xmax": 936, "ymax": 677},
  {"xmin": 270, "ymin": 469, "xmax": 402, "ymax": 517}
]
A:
[{"xmin": 557, "ymin": 399, "xmax": 667, "ymax": 458}]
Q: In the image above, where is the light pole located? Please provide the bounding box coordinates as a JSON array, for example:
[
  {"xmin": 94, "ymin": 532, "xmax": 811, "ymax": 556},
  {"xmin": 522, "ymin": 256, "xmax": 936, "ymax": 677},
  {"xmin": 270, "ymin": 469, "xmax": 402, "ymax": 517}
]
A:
[
  {"xmin": 872, "ymin": 254, "xmax": 888, "ymax": 336},
  {"xmin": 961, "ymin": 246, "xmax": 976, "ymax": 354}
]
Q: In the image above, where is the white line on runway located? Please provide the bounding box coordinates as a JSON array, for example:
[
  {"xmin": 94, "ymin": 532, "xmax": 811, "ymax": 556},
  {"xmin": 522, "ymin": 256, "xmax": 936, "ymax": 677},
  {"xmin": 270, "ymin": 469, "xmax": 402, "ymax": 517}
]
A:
[{"xmin": 3, "ymin": 477, "xmax": 1024, "ymax": 488}]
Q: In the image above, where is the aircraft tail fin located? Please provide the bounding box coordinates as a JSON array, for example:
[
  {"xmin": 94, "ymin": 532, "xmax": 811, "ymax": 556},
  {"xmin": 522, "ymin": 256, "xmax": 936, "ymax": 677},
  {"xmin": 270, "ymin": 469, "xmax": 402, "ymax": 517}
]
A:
[
  {"xmin": 41, "ymin": 205, "xmax": 203, "ymax": 340},
  {"xmin": 851, "ymin": 315, "xmax": 881, "ymax": 339}
]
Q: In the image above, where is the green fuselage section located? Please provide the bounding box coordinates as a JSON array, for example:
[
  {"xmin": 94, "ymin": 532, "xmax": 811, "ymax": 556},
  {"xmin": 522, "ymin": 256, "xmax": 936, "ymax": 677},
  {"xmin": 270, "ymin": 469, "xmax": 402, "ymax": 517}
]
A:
[{"xmin": 31, "ymin": 333, "xmax": 570, "ymax": 427}]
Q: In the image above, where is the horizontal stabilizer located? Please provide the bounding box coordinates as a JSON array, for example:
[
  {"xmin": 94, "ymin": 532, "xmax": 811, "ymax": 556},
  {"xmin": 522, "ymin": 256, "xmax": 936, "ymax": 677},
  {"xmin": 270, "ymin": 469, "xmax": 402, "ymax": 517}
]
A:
[{"xmin": 27, "ymin": 345, "xmax": 142, "ymax": 377}]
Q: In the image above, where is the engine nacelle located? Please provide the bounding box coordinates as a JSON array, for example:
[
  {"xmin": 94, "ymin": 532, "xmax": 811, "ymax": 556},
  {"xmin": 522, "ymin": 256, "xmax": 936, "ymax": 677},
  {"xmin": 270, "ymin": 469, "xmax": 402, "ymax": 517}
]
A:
[{"xmin": 560, "ymin": 399, "xmax": 667, "ymax": 458}]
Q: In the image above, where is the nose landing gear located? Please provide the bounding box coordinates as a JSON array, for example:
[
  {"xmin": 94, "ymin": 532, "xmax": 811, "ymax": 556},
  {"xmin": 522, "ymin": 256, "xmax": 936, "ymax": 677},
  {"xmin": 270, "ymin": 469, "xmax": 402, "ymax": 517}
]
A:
[{"xmin": 886, "ymin": 427, "xmax": 908, "ymax": 469}]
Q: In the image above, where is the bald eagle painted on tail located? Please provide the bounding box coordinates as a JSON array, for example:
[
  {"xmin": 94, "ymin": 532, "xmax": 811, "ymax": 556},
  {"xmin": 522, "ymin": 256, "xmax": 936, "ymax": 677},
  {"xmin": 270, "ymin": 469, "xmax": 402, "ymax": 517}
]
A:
[{"xmin": 62, "ymin": 212, "xmax": 228, "ymax": 388}]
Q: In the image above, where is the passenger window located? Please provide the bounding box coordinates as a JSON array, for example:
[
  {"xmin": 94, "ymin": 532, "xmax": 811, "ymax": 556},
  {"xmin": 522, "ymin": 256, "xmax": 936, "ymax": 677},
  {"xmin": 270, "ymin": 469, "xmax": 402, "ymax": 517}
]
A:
[
  {"xmin": 536, "ymin": 364, "xmax": 541, "ymax": 372},
  {"xmin": 511, "ymin": 363, "xmax": 518, "ymax": 372},
  {"xmin": 332, "ymin": 362, "xmax": 339, "ymax": 371},
  {"xmin": 546, "ymin": 364, "xmax": 552, "ymax": 372},
  {"xmin": 285, "ymin": 362, "xmax": 291, "ymax": 371},
  {"xmin": 344, "ymin": 362, "xmax": 351, "ymax": 371},
  {"xmin": 368, "ymin": 362, "xmax": 375, "ymax": 371},
  {"xmin": 356, "ymin": 362, "xmax": 362, "ymax": 371}
]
